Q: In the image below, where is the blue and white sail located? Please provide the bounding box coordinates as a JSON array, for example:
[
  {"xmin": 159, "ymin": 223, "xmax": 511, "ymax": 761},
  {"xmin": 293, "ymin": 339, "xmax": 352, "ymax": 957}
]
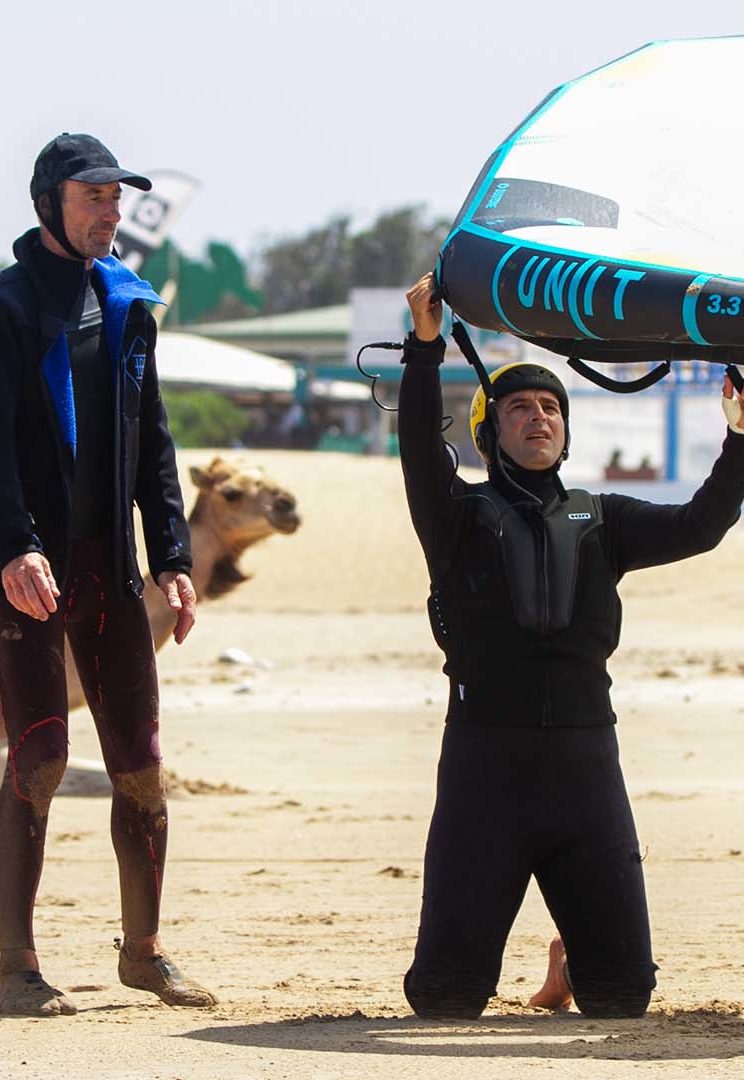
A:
[{"xmin": 438, "ymin": 37, "xmax": 744, "ymax": 373}]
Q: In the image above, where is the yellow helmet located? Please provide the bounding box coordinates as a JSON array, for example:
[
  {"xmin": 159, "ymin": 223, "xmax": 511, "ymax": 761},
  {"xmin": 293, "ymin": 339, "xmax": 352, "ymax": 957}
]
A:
[{"xmin": 470, "ymin": 362, "xmax": 569, "ymax": 464}]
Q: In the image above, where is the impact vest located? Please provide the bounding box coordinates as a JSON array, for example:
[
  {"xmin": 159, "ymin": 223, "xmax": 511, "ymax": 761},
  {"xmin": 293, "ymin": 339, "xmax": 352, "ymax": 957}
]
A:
[
  {"xmin": 427, "ymin": 482, "xmax": 617, "ymax": 727},
  {"xmin": 469, "ymin": 482, "xmax": 603, "ymax": 633}
]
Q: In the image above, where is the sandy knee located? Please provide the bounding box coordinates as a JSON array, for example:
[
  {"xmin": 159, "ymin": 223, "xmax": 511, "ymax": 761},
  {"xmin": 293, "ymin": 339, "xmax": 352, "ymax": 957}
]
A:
[
  {"xmin": 25, "ymin": 757, "xmax": 67, "ymax": 817},
  {"xmin": 112, "ymin": 764, "xmax": 167, "ymax": 817}
]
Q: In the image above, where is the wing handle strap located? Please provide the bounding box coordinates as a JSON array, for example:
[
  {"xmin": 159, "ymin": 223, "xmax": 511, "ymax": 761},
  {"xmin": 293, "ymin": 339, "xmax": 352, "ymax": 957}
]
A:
[
  {"xmin": 567, "ymin": 356, "xmax": 671, "ymax": 394},
  {"xmin": 451, "ymin": 320, "xmax": 494, "ymax": 399}
]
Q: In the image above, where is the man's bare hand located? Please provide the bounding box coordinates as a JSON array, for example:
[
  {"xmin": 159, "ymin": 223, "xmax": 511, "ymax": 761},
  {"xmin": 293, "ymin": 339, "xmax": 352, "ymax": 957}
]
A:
[
  {"xmin": 1, "ymin": 552, "xmax": 59, "ymax": 620},
  {"xmin": 406, "ymin": 272, "xmax": 443, "ymax": 343},
  {"xmin": 156, "ymin": 571, "xmax": 196, "ymax": 644},
  {"xmin": 722, "ymin": 373, "xmax": 744, "ymax": 433}
]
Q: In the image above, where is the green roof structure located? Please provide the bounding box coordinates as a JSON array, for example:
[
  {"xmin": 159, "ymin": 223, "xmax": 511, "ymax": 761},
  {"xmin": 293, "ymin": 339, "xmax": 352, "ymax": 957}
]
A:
[{"xmin": 186, "ymin": 305, "xmax": 350, "ymax": 363}]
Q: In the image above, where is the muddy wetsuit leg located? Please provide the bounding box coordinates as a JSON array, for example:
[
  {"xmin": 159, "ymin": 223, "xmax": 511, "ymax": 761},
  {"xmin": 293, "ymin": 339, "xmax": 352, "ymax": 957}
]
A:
[
  {"xmin": 63, "ymin": 540, "xmax": 166, "ymax": 939},
  {"xmin": 405, "ymin": 723, "xmax": 656, "ymax": 1019},
  {"xmin": 0, "ymin": 599, "xmax": 69, "ymax": 959},
  {"xmin": 534, "ymin": 728, "xmax": 656, "ymax": 1018}
]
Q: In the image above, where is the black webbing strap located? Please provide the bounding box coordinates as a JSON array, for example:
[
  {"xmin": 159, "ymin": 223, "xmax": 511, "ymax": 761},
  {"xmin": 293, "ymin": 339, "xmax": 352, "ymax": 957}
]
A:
[
  {"xmin": 451, "ymin": 320, "xmax": 494, "ymax": 399},
  {"xmin": 569, "ymin": 356, "xmax": 744, "ymax": 395},
  {"xmin": 567, "ymin": 356, "xmax": 671, "ymax": 394}
]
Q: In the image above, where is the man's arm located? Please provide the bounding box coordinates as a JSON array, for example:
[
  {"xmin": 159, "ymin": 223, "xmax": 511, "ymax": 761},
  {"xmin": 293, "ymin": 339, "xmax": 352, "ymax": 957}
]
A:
[
  {"xmin": 605, "ymin": 375, "xmax": 744, "ymax": 575},
  {"xmin": 134, "ymin": 314, "xmax": 192, "ymax": 575},
  {"xmin": 398, "ymin": 275, "xmax": 465, "ymax": 567},
  {"xmin": 0, "ymin": 316, "xmax": 59, "ymax": 620},
  {"xmin": 135, "ymin": 314, "xmax": 195, "ymax": 642}
]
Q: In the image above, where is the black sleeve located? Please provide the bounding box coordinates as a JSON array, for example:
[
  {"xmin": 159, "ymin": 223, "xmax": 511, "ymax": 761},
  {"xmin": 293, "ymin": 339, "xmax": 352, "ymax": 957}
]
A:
[
  {"xmin": 602, "ymin": 430, "xmax": 744, "ymax": 576},
  {"xmin": 397, "ymin": 333, "xmax": 466, "ymax": 576},
  {"xmin": 0, "ymin": 310, "xmax": 45, "ymax": 571},
  {"xmin": 134, "ymin": 314, "xmax": 192, "ymax": 579}
]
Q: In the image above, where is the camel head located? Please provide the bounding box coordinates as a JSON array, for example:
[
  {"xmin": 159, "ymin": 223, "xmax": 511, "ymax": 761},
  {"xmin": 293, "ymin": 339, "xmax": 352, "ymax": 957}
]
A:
[{"xmin": 188, "ymin": 456, "xmax": 301, "ymax": 598}]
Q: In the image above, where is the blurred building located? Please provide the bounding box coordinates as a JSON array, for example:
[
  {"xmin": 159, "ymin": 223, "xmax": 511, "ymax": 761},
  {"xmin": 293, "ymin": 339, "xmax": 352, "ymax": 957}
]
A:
[{"xmin": 183, "ymin": 290, "xmax": 727, "ymax": 482}]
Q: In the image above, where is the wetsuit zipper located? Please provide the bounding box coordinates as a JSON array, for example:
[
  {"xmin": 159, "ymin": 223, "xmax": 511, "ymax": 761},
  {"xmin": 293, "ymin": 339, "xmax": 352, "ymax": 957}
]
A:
[
  {"xmin": 109, "ymin": 301, "xmax": 144, "ymax": 599},
  {"xmin": 113, "ymin": 339, "xmax": 142, "ymax": 597},
  {"xmin": 112, "ymin": 335, "xmax": 125, "ymax": 592}
]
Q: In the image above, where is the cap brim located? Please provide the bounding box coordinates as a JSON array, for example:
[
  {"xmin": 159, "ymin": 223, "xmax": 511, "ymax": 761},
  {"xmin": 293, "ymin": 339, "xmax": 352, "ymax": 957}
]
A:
[{"xmin": 68, "ymin": 166, "xmax": 152, "ymax": 191}]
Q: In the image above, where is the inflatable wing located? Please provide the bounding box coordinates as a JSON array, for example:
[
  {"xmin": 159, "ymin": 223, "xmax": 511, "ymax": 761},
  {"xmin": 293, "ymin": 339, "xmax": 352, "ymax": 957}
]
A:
[{"xmin": 437, "ymin": 37, "xmax": 744, "ymax": 386}]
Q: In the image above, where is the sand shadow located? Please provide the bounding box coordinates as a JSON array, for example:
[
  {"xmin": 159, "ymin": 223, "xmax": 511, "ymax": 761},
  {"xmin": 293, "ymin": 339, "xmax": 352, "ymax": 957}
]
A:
[{"xmin": 181, "ymin": 1006, "xmax": 744, "ymax": 1062}]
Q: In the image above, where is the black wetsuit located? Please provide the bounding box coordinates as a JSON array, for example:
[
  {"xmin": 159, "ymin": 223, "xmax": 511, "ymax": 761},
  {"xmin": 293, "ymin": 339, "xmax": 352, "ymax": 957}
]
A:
[
  {"xmin": 0, "ymin": 236, "xmax": 190, "ymax": 956},
  {"xmin": 398, "ymin": 334, "xmax": 744, "ymax": 1018}
]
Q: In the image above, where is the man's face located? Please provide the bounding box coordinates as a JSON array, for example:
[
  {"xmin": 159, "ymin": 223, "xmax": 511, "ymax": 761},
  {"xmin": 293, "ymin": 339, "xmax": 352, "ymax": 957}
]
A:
[
  {"xmin": 495, "ymin": 388, "xmax": 565, "ymax": 470},
  {"xmin": 60, "ymin": 179, "xmax": 122, "ymax": 259}
]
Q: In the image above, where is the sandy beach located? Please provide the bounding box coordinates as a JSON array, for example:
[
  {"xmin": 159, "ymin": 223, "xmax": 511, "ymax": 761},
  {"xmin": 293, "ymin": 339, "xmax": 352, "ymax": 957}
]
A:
[{"xmin": 2, "ymin": 448, "xmax": 743, "ymax": 1080}]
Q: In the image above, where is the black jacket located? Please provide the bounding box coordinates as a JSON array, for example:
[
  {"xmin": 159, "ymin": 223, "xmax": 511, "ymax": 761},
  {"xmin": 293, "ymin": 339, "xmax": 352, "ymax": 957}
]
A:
[
  {"xmin": 399, "ymin": 334, "xmax": 744, "ymax": 727},
  {"xmin": 0, "ymin": 229, "xmax": 191, "ymax": 595}
]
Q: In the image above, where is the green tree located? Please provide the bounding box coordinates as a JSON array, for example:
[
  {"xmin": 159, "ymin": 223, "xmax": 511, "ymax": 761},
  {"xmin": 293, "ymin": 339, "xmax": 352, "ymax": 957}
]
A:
[
  {"xmin": 257, "ymin": 216, "xmax": 352, "ymax": 314},
  {"xmin": 255, "ymin": 205, "xmax": 450, "ymax": 313},
  {"xmin": 162, "ymin": 389, "xmax": 248, "ymax": 448},
  {"xmin": 350, "ymin": 206, "xmax": 449, "ymax": 288}
]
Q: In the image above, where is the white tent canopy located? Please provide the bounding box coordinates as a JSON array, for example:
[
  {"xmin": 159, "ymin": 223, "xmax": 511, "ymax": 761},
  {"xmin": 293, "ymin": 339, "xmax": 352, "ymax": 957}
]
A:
[
  {"xmin": 155, "ymin": 330, "xmax": 369, "ymax": 401},
  {"xmin": 155, "ymin": 331, "xmax": 296, "ymax": 394}
]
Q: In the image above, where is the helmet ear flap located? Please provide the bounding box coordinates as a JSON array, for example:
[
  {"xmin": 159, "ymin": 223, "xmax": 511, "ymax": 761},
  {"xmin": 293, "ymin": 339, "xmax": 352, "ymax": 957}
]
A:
[
  {"xmin": 474, "ymin": 423, "xmax": 489, "ymax": 458},
  {"xmin": 475, "ymin": 401, "xmax": 500, "ymax": 464}
]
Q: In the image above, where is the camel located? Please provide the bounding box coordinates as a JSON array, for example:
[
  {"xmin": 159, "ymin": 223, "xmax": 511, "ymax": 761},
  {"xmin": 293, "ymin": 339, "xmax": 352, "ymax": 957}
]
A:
[{"xmin": 0, "ymin": 455, "xmax": 301, "ymax": 738}]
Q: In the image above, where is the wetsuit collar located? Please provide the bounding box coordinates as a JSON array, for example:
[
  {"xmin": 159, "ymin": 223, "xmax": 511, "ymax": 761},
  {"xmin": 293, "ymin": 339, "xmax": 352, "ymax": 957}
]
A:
[
  {"xmin": 488, "ymin": 450, "xmax": 568, "ymax": 507},
  {"xmin": 13, "ymin": 227, "xmax": 87, "ymax": 321}
]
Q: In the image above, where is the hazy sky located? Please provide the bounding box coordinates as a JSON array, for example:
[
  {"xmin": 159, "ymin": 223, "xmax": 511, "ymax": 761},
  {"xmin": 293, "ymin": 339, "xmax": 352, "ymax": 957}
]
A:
[{"xmin": 4, "ymin": 0, "xmax": 743, "ymax": 262}]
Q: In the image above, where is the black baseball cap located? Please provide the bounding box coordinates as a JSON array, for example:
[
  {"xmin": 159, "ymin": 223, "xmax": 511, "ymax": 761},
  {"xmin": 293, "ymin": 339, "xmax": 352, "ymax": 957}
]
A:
[{"xmin": 30, "ymin": 133, "xmax": 152, "ymax": 200}]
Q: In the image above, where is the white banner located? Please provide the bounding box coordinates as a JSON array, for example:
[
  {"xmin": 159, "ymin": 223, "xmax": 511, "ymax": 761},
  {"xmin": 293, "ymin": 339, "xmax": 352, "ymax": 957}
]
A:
[{"xmin": 116, "ymin": 170, "xmax": 200, "ymax": 272}]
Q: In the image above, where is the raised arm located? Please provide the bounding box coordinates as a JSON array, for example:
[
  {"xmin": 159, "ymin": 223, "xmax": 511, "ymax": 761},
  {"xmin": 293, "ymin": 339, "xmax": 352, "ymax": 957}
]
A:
[
  {"xmin": 398, "ymin": 275, "xmax": 465, "ymax": 566},
  {"xmin": 605, "ymin": 374, "xmax": 744, "ymax": 575}
]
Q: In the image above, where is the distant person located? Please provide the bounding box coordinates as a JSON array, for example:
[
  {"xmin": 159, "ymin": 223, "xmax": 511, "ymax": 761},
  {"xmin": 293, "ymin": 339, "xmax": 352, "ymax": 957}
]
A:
[
  {"xmin": 0, "ymin": 133, "xmax": 215, "ymax": 1016},
  {"xmin": 398, "ymin": 272, "xmax": 744, "ymax": 1020}
]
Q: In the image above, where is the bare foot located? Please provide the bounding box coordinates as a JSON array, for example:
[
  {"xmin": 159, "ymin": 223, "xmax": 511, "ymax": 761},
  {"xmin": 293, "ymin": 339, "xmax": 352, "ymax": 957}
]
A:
[
  {"xmin": 0, "ymin": 971, "xmax": 77, "ymax": 1016},
  {"xmin": 528, "ymin": 936, "xmax": 573, "ymax": 1010}
]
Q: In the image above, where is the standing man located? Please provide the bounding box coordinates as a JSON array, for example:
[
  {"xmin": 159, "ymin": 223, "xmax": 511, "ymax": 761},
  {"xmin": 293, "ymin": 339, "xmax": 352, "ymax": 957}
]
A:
[
  {"xmin": 0, "ymin": 133, "xmax": 215, "ymax": 1016},
  {"xmin": 399, "ymin": 272, "xmax": 744, "ymax": 1020}
]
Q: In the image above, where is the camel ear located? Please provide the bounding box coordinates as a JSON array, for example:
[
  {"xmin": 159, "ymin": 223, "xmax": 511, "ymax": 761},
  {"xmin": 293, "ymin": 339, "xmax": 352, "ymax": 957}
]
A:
[{"xmin": 190, "ymin": 465, "xmax": 213, "ymax": 490}]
